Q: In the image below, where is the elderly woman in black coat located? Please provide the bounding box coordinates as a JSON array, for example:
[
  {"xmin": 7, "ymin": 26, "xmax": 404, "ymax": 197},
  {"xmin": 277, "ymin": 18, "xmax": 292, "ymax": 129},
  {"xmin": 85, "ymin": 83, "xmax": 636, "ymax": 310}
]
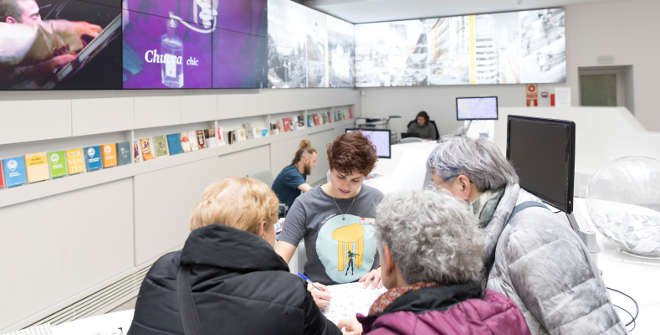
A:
[{"xmin": 128, "ymin": 177, "xmax": 340, "ymax": 335}]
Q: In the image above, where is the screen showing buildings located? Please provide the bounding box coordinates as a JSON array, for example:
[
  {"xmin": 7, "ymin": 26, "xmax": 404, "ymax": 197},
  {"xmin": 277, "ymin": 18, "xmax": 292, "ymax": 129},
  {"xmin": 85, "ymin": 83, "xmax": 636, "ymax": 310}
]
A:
[
  {"xmin": 1, "ymin": 2, "xmax": 564, "ymax": 90},
  {"xmin": 355, "ymin": 8, "xmax": 566, "ymax": 87},
  {"xmin": 267, "ymin": 0, "xmax": 355, "ymax": 88}
]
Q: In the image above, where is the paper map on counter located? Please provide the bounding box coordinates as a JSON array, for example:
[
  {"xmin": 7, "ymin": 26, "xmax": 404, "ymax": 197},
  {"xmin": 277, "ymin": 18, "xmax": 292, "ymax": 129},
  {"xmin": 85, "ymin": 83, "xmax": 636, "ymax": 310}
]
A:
[{"xmin": 323, "ymin": 282, "xmax": 385, "ymax": 324}]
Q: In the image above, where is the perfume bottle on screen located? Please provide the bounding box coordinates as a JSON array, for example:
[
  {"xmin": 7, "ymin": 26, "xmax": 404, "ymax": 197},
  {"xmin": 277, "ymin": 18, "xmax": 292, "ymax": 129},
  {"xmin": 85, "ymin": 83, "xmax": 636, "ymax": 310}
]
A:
[{"xmin": 161, "ymin": 18, "xmax": 184, "ymax": 88}]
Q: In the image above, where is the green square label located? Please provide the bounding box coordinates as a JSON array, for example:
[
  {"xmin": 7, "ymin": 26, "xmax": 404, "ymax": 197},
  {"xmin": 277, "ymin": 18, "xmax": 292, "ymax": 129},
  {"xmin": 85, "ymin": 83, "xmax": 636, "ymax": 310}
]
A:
[{"xmin": 48, "ymin": 151, "xmax": 68, "ymax": 178}]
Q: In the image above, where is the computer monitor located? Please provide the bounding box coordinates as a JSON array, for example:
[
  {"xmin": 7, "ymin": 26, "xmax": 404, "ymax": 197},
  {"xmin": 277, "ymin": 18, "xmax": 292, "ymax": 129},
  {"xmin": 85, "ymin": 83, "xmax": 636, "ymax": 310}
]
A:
[
  {"xmin": 506, "ymin": 115, "xmax": 575, "ymax": 213},
  {"xmin": 456, "ymin": 96, "xmax": 499, "ymax": 120},
  {"xmin": 345, "ymin": 128, "xmax": 391, "ymax": 159}
]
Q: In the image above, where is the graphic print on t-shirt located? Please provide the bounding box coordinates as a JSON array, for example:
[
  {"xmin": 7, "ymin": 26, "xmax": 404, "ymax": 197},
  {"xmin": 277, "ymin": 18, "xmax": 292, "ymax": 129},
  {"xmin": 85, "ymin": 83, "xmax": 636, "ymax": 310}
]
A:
[{"xmin": 316, "ymin": 214, "xmax": 377, "ymax": 283}]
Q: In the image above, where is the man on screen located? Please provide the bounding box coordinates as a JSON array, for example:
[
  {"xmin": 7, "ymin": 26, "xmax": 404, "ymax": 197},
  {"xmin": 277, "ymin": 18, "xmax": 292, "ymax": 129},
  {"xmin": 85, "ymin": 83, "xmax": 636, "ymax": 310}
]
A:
[{"xmin": 0, "ymin": 0, "xmax": 102, "ymax": 88}]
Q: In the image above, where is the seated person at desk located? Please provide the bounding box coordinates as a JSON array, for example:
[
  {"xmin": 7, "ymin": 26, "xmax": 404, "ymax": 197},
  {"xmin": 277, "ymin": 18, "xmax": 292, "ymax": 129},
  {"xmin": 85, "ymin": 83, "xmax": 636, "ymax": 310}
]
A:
[
  {"xmin": 128, "ymin": 177, "xmax": 340, "ymax": 335},
  {"xmin": 405, "ymin": 111, "xmax": 437, "ymax": 140},
  {"xmin": 338, "ymin": 190, "xmax": 531, "ymax": 335},
  {"xmin": 0, "ymin": 0, "xmax": 102, "ymax": 87},
  {"xmin": 276, "ymin": 132, "xmax": 384, "ymax": 310},
  {"xmin": 272, "ymin": 139, "xmax": 318, "ymax": 210},
  {"xmin": 426, "ymin": 136, "xmax": 625, "ymax": 334}
]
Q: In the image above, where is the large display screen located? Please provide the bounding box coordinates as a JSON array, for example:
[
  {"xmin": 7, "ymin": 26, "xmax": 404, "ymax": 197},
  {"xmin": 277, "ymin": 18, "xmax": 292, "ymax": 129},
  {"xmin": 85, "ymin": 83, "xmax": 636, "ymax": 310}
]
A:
[
  {"xmin": 507, "ymin": 115, "xmax": 575, "ymax": 213},
  {"xmin": 0, "ymin": 0, "xmax": 122, "ymax": 89},
  {"xmin": 212, "ymin": 0, "xmax": 268, "ymax": 88},
  {"xmin": 122, "ymin": 5, "xmax": 213, "ymax": 89},
  {"xmin": 2, "ymin": 2, "xmax": 565, "ymax": 90},
  {"xmin": 0, "ymin": 0, "xmax": 267, "ymax": 90},
  {"xmin": 123, "ymin": 0, "xmax": 267, "ymax": 89},
  {"xmin": 327, "ymin": 15, "xmax": 354, "ymax": 87},
  {"xmin": 355, "ymin": 8, "xmax": 566, "ymax": 87},
  {"xmin": 267, "ymin": 0, "xmax": 354, "ymax": 88}
]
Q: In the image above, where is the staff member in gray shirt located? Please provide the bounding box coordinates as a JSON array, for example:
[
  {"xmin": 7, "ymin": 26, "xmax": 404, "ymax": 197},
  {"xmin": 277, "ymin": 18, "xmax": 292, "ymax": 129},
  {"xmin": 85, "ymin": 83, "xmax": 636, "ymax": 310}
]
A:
[
  {"xmin": 407, "ymin": 111, "xmax": 438, "ymax": 140},
  {"xmin": 276, "ymin": 132, "xmax": 384, "ymax": 310}
]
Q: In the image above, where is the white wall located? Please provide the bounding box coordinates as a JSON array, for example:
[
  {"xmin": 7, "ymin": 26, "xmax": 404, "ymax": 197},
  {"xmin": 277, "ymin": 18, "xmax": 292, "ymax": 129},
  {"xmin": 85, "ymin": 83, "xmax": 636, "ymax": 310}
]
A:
[
  {"xmin": 0, "ymin": 89, "xmax": 359, "ymax": 331},
  {"xmin": 566, "ymin": 0, "xmax": 660, "ymax": 131},
  {"xmin": 361, "ymin": 0, "xmax": 660, "ymax": 132}
]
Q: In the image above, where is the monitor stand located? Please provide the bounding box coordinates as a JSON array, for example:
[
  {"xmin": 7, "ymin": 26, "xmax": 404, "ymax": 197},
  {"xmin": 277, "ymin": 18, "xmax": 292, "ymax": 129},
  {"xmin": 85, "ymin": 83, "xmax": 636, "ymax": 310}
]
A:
[
  {"xmin": 459, "ymin": 120, "xmax": 495, "ymax": 140},
  {"xmin": 455, "ymin": 120, "xmax": 472, "ymax": 136},
  {"xmin": 566, "ymin": 212, "xmax": 600, "ymax": 254}
]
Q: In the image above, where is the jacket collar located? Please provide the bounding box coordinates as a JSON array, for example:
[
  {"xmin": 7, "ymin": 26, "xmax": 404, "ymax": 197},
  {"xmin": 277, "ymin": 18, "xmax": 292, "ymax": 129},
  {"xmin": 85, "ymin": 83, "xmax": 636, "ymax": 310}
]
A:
[
  {"xmin": 481, "ymin": 183, "xmax": 520, "ymax": 261},
  {"xmin": 358, "ymin": 282, "xmax": 483, "ymax": 332},
  {"xmin": 369, "ymin": 282, "xmax": 439, "ymax": 315},
  {"xmin": 180, "ymin": 224, "xmax": 289, "ymax": 273},
  {"xmin": 470, "ymin": 188, "xmax": 505, "ymax": 228},
  {"xmin": 382, "ymin": 282, "xmax": 483, "ymax": 314}
]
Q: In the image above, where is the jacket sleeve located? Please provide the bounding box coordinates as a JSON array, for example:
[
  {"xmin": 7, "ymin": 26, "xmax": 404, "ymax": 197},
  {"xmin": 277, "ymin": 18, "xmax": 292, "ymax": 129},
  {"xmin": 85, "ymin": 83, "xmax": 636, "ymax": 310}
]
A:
[
  {"xmin": 302, "ymin": 290, "xmax": 342, "ymax": 335},
  {"xmin": 504, "ymin": 214, "xmax": 626, "ymax": 335}
]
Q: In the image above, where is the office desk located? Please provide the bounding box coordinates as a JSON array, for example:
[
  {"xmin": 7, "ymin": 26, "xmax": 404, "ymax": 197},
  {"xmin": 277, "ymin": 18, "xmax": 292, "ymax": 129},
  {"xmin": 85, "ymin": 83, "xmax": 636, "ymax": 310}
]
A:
[
  {"xmin": 364, "ymin": 141, "xmax": 437, "ymax": 193},
  {"xmin": 572, "ymin": 199, "xmax": 660, "ymax": 334}
]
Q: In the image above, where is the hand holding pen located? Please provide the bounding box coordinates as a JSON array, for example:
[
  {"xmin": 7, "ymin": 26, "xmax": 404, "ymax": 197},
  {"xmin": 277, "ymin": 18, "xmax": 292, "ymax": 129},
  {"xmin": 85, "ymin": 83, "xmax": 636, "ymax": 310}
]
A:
[{"xmin": 298, "ymin": 272, "xmax": 331, "ymax": 310}]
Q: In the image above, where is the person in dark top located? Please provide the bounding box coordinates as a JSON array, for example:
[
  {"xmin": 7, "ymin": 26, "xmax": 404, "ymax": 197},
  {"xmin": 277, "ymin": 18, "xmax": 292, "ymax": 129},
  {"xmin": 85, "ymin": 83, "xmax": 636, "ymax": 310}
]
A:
[
  {"xmin": 272, "ymin": 139, "xmax": 318, "ymax": 209},
  {"xmin": 128, "ymin": 177, "xmax": 340, "ymax": 335},
  {"xmin": 406, "ymin": 111, "xmax": 438, "ymax": 140}
]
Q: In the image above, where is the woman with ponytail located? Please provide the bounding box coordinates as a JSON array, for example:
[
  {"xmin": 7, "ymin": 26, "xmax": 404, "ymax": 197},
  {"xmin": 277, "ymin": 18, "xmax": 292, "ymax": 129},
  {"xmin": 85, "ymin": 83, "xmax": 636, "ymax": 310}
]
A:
[{"xmin": 272, "ymin": 139, "xmax": 318, "ymax": 209}]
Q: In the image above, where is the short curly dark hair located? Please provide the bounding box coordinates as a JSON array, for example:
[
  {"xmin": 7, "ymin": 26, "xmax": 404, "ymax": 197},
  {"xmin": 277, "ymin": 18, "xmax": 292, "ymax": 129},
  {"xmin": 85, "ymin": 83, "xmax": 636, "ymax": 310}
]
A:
[{"xmin": 327, "ymin": 132, "xmax": 377, "ymax": 176}]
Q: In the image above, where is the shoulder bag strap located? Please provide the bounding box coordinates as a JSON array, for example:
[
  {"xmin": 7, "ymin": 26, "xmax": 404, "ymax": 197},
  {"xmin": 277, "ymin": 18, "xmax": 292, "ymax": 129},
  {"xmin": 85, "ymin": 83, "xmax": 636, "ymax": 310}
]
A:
[
  {"xmin": 177, "ymin": 265, "xmax": 203, "ymax": 335},
  {"xmin": 484, "ymin": 201, "xmax": 548, "ymax": 277}
]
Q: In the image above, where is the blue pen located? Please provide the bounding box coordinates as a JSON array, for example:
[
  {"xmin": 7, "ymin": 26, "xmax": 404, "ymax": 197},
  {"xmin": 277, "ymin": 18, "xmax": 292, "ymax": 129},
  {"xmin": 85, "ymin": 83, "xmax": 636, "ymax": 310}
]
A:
[{"xmin": 297, "ymin": 272, "xmax": 323, "ymax": 291}]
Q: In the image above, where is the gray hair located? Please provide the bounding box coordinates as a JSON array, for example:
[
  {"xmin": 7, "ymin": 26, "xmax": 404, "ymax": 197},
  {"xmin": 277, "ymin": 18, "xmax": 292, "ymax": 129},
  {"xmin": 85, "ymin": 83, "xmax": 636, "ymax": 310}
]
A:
[
  {"xmin": 426, "ymin": 136, "xmax": 518, "ymax": 191},
  {"xmin": 375, "ymin": 190, "xmax": 485, "ymax": 284}
]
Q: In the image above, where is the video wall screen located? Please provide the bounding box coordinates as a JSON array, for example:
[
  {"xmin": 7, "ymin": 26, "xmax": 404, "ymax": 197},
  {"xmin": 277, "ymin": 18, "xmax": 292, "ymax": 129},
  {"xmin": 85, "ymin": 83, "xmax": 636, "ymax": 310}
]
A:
[
  {"xmin": 123, "ymin": 0, "xmax": 268, "ymax": 89},
  {"xmin": 267, "ymin": 0, "xmax": 354, "ymax": 88},
  {"xmin": 355, "ymin": 8, "xmax": 566, "ymax": 87},
  {"xmin": 1, "ymin": 2, "xmax": 564, "ymax": 90},
  {"xmin": 1, "ymin": 0, "xmax": 267, "ymax": 90},
  {"xmin": 0, "ymin": 0, "xmax": 122, "ymax": 89}
]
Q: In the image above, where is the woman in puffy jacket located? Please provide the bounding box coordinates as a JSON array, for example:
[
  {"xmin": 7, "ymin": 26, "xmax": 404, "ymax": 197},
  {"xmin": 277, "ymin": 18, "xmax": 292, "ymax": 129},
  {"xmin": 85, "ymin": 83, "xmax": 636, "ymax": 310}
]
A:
[
  {"xmin": 338, "ymin": 190, "xmax": 530, "ymax": 335},
  {"xmin": 128, "ymin": 177, "xmax": 340, "ymax": 335},
  {"xmin": 426, "ymin": 136, "xmax": 625, "ymax": 335}
]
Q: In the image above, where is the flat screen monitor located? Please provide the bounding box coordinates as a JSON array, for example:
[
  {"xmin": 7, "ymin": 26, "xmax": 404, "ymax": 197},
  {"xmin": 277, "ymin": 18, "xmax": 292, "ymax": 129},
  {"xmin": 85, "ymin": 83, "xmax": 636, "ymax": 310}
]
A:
[
  {"xmin": 345, "ymin": 128, "xmax": 391, "ymax": 159},
  {"xmin": 506, "ymin": 115, "xmax": 575, "ymax": 213},
  {"xmin": 456, "ymin": 96, "xmax": 498, "ymax": 120}
]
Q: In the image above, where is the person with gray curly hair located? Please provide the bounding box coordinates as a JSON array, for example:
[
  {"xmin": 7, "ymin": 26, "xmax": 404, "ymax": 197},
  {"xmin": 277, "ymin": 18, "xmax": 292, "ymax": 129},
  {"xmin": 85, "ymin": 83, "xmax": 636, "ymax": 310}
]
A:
[
  {"xmin": 338, "ymin": 190, "xmax": 530, "ymax": 335},
  {"xmin": 426, "ymin": 136, "xmax": 625, "ymax": 335}
]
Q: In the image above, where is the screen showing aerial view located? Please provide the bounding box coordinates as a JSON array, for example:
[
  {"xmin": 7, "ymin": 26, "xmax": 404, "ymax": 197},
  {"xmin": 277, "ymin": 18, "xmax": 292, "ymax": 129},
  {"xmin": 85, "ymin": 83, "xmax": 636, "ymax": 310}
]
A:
[
  {"xmin": 355, "ymin": 8, "xmax": 565, "ymax": 87},
  {"xmin": 267, "ymin": 0, "xmax": 354, "ymax": 88}
]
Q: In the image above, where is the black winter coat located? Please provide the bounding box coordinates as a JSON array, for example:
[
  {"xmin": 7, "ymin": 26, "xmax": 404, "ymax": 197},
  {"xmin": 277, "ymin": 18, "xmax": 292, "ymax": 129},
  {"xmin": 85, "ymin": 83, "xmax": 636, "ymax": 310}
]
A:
[{"xmin": 128, "ymin": 224, "xmax": 340, "ymax": 335}]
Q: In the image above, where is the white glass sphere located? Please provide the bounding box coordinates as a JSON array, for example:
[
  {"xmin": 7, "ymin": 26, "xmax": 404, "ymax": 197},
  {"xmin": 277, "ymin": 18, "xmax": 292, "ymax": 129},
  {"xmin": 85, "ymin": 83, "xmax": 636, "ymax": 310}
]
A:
[{"xmin": 586, "ymin": 156, "xmax": 660, "ymax": 258}]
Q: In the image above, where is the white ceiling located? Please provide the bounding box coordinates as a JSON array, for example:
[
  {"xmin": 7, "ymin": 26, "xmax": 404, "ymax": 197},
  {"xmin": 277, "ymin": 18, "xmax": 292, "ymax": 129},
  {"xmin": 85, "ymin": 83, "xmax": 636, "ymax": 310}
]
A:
[{"xmin": 304, "ymin": 0, "xmax": 609, "ymax": 23}]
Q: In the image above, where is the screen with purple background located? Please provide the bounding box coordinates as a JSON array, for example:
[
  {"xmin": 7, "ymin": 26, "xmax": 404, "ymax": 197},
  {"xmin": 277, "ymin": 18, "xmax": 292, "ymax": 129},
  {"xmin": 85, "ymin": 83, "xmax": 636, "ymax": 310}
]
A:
[
  {"xmin": 122, "ymin": 0, "xmax": 267, "ymax": 89},
  {"xmin": 122, "ymin": 6, "xmax": 212, "ymax": 88},
  {"xmin": 213, "ymin": 0, "xmax": 267, "ymax": 88}
]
